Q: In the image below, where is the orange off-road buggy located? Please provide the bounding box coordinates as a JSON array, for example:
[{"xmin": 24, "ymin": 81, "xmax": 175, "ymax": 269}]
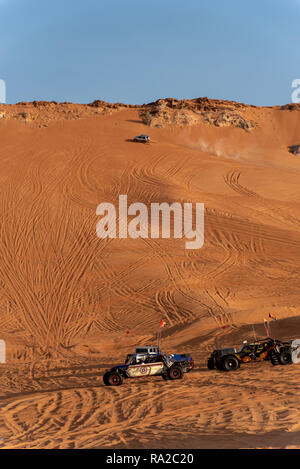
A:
[{"xmin": 207, "ymin": 338, "xmax": 287, "ymax": 371}]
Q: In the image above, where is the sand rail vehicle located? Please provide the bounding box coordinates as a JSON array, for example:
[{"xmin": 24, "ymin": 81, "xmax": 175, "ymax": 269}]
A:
[
  {"xmin": 103, "ymin": 351, "xmax": 194, "ymax": 386},
  {"xmin": 207, "ymin": 338, "xmax": 281, "ymax": 371}
]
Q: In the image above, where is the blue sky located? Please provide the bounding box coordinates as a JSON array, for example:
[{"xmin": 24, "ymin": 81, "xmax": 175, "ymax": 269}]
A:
[{"xmin": 0, "ymin": 0, "xmax": 299, "ymax": 105}]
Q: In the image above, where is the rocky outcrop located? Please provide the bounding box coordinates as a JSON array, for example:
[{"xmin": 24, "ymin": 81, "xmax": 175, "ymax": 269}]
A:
[
  {"xmin": 0, "ymin": 100, "xmax": 124, "ymax": 126},
  {"xmin": 139, "ymin": 97, "xmax": 258, "ymax": 131},
  {"xmin": 201, "ymin": 110, "xmax": 256, "ymax": 131}
]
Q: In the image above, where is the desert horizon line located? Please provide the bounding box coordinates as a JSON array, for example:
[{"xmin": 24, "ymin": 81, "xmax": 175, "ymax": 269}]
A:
[{"xmin": 1, "ymin": 96, "xmax": 300, "ymax": 109}]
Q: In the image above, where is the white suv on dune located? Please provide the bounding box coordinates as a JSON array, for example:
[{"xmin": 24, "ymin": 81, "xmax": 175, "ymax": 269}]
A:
[{"xmin": 133, "ymin": 134, "xmax": 150, "ymax": 143}]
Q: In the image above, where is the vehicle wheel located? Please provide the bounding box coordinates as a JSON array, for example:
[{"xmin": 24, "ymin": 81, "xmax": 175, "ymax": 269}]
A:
[
  {"xmin": 279, "ymin": 351, "xmax": 292, "ymax": 365},
  {"xmin": 162, "ymin": 374, "xmax": 169, "ymax": 380},
  {"xmin": 222, "ymin": 355, "xmax": 240, "ymax": 371},
  {"xmin": 207, "ymin": 358, "xmax": 215, "ymax": 370},
  {"xmin": 168, "ymin": 365, "xmax": 183, "ymax": 380},
  {"xmin": 271, "ymin": 354, "xmax": 279, "ymax": 366},
  {"xmin": 106, "ymin": 372, "xmax": 123, "ymax": 386}
]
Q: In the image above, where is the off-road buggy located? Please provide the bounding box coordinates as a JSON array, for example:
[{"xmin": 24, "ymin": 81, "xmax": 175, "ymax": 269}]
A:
[
  {"xmin": 103, "ymin": 352, "xmax": 194, "ymax": 386},
  {"xmin": 207, "ymin": 338, "xmax": 280, "ymax": 371}
]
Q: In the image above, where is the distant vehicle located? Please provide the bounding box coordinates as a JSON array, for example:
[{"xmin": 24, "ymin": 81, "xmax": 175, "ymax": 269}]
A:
[
  {"xmin": 133, "ymin": 134, "xmax": 150, "ymax": 143},
  {"xmin": 103, "ymin": 352, "xmax": 194, "ymax": 386},
  {"xmin": 207, "ymin": 338, "xmax": 280, "ymax": 371}
]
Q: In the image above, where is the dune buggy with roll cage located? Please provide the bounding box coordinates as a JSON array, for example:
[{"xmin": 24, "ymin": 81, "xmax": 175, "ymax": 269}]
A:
[
  {"xmin": 103, "ymin": 351, "xmax": 194, "ymax": 386},
  {"xmin": 207, "ymin": 337, "xmax": 286, "ymax": 371}
]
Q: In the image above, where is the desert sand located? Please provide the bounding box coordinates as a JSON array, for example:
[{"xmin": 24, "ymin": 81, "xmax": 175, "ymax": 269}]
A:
[{"xmin": 0, "ymin": 98, "xmax": 300, "ymax": 448}]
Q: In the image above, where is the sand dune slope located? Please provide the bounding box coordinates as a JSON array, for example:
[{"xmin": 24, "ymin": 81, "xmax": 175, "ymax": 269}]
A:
[{"xmin": 0, "ymin": 100, "xmax": 300, "ymax": 448}]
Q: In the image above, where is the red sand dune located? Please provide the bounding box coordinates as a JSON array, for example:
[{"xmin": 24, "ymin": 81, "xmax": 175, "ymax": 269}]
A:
[{"xmin": 0, "ymin": 98, "xmax": 300, "ymax": 448}]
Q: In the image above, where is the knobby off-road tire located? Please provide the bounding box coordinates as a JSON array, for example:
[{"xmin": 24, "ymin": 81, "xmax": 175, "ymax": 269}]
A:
[
  {"xmin": 103, "ymin": 371, "xmax": 123, "ymax": 386},
  {"xmin": 271, "ymin": 353, "xmax": 280, "ymax": 366},
  {"xmin": 222, "ymin": 355, "xmax": 240, "ymax": 371},
  {"xmin": 168, "ymin": 365, "xmax": 183, "ymax": 380},
  {"xmin": 279, "ymin": 351, "xmax": 292, "ymax": 365}
]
